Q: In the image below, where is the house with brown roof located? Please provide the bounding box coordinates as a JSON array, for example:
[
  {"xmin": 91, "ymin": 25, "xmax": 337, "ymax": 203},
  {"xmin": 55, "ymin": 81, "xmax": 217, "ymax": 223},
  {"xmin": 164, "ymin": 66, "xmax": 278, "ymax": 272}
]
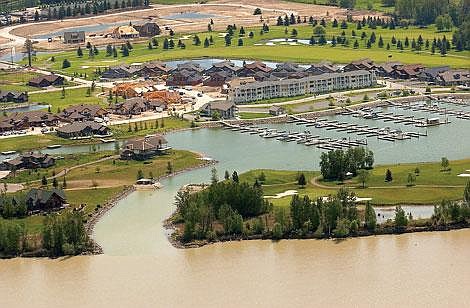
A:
[
  {"xmin": 63, "ymin": 31, "xmax": 85, "ymax": 44},
  {"xmin": 272, "ymin": 63, "xmax": 306, "ymax": 78},
  {"xmin": 56, "ymin": 121, "xmax": 110, "ymax": 138},
  {"xmin": 343, "ymin": 59, "xmax": 376, "ymax": 72},
  {"xmin": 305, "ymin": 62, "xmax": 338, "ymax": 75},
  {"xmin": 166, "ymin": 69, "xmax": 203, "ymax": 86},
  {"xmin": 200, "ymin": 101, "xmax": 237, "ymax": 119},
  {"xmin": 437, "ymin": 70, "xmax": 470, "ymax": 86},
  {"xmin": 238, "ymin": 61, "xmax": 272, "ymax": 77},
  {"xmin": 120, "ymin": 135, "xmax": 171, "ymax": 160},
  {"xmin": 1, "ymin": 111, "xmax": 58, "ymax": 130},
  {"xmin": 418, "ymin": 66, "xmax": 450, "ymax": 82},
  {"xmin": 111, "ymin": 97, "xmax": 148, "ymax": 116},
  {"xmin": 204, "ymin": 60, "xmax": 241, "ymax": 76},
  {"xmin": 391, "ymin": 64, "xmax": 424, "ymax": 79},
  {"xmin": 203, "ymin": 71, "xmax": 233, "ymax": 87},
  {"xmin": 28, "ymin": 74, "xmax": 64, "ymax": 88},
  {"xmin": 59, "ymin": 104, "xmax": 108, "ymax": 122}
]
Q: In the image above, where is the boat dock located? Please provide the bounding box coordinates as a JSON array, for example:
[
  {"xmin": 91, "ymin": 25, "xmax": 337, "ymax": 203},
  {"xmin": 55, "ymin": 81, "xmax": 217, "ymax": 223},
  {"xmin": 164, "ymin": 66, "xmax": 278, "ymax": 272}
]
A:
[
  {"xmin": 388, "ymin": 101, "xmax": 470, "ymax": 120},
  {"xmin": 220, "ymin": 121, "xmax": 367, "ymax": 151},
  {"xmin": 339, "ymin": 107, "xmax": 451, "ymax": 127},
  {"xmin": 288, "ymin": 115, "xmax": 426, "ymax": 141}
]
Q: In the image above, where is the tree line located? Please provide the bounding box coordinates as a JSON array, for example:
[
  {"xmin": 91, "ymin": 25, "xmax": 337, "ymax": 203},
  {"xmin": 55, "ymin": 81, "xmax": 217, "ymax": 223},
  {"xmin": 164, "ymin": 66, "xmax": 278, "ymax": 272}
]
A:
[{"xmin": 0, "ymin": 210, "xmax": 89, "ymax": 257}]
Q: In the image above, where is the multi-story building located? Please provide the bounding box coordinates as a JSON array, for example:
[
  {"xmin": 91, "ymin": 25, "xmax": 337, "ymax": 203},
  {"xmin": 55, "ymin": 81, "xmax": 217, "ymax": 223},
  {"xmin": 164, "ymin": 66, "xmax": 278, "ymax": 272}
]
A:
[{"xmin": 227, "ymin": 70, "xmax": 376, "ymax": 104}]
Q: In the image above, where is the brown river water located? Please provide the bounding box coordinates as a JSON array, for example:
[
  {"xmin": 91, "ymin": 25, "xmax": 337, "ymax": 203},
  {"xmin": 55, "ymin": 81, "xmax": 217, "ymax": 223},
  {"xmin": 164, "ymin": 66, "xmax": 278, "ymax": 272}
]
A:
[
  {"xmin": 2, "ymin": 121, "xmax": 470, "ymax": 307},
  {"xmin": 1, "ymin": 229, "xmax": 470, "ymax": 308}
]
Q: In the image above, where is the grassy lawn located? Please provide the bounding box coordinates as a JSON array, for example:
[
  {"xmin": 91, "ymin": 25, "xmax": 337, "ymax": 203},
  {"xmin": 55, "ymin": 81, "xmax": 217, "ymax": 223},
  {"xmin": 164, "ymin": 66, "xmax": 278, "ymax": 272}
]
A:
[
  {"xmin": 26, "ymin": 22, "xmax": 470, "ymax": 80},
  {"xmin": 28, "ymin": 87, "xmax": 107, "ymax": 113},
  {"xmin": 0, "ymin": 134, "xmax": 88, "ymax": 153},
  {"xmin": 110, "ymin": 117, "xmax": 191, "ymax": 138},
  {"xmin": 0, "ymin": 149, "xmax": 204, "ymax": 235},
  {"xmin": 0, "ymin": 70, "xmax": 42, "ymax": 92},
  {"xmin": 238, "ymin": 112, "xmax": 272, "ymax": 119},
  {"xmin": 64, "ymin": 149, "xmax": 202, "ymax": 184},
  {"xmin": 239, "ymin": 158, "xmax": 470, "ymax": 206},
  {"xmin": 4, "ymin": 151, "xmax": 115, "ymax": 184},
  {"xmin": 322, "ymin": 158, "xmax": 470, "ymax": 187}
]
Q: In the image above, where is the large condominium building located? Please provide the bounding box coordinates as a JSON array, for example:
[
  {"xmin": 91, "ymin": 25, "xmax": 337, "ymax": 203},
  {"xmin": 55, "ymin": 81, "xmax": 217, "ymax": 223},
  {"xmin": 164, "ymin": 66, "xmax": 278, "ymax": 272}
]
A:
[{"xmin": 227, "ymin": 70, "xmax": 376, "ymax": 104}]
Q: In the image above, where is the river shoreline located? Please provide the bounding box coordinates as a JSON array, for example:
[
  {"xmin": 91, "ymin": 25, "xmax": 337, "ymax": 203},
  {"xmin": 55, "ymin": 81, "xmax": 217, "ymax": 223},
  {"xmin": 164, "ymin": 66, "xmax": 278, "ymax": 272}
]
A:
[
  {"xmin": 85, "ymin": 153, "xmax": 218, "ymax": 255},
  {"xmin": 166, "ymin": 219, "xmax": 470, "ymax": 249}
]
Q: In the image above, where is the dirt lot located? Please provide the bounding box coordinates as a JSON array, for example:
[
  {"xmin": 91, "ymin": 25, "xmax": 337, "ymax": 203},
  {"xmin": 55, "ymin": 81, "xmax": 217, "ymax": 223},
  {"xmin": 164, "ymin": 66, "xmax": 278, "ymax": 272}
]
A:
[{"xmin": 7, "ymin": 0, "xmax": 384, "ymax": 51}]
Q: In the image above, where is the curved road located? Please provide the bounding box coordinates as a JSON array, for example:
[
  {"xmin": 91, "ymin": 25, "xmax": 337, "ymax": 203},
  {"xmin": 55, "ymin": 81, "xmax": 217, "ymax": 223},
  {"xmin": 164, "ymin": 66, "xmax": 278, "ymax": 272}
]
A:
[{"xmin": 0, "ymin": 3, "xmax": 296, "ymax": 51}]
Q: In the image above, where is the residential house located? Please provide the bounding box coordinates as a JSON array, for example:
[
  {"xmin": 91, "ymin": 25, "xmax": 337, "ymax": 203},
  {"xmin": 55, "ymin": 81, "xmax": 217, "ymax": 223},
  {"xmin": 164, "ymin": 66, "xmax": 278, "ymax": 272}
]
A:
[
  {"xmin": 140, "ymin": 61, "xmax": 170, "ymax": 77},
  {"xmin": 63, "ymin": 31, "xmax": 85, "ymax": 44},
  {"xmin": 56, "ymin": 121, "xmax": 110, "ymax": 138},
  {"xmin": 203, "ymin": 71, "xmax": 233, "ymax": 87},
  {"xmin": 112, "ymin": 25, "xmax": 139, "ymax": 39},
  {"xmin": 200, "ymin": 101, "xmax": 238, "ymax": 119},
  {"xmin": 375, "ymin": 62, "xmax": 402, "ymax": 77},
  {"xmin": 166, "ymin": 69, "xmax": 203, "ymax": 86},
  {"xmin": 111, "ymin": 97, "xmax": 148, "ymax": 116},
  {"xmin": 305, "ymin": 62, "xmax": 338, "ymax": 75},
  {"xmin": 1, "ymin": 111, "xmax": 58, "ymax": 130},
  {"xmin": 272, "ymin": 62, "xmax": 306, "ymax": 78},
  {"xmin": 237, "ymin": 61, "xmax": 272, "ymax": 77},
  {"xmin": 1, "ymin": 153, "xmax": 55, "ymax": 171},
  {"xmin": 134, "ymin": 22, "xmax": 161, "ymax": 37},
  {"xmin": 112, "ymin": 82, "xmax": 156, "ymax": 98},
  {"xmin": 0, "ymin": 90, "xmax": 28, "ymax": 103},
  {"xmin": 204, "ymin": 60, "xmax": 241, "ymax": 76},
  {"xmin": 101, "ymin": 66, "xmax": 135, "ymax": 79},
  {"xmin": 28, "ymin": 74, "xmax": 64, "ymax": 87},
  {"xmin": 172, "ymin": 62, "xmax": 205, "ymax": 74},
  {"xmin": 121, "ymin": 135, "xmax": 171, "ymax": 160},
  {"xmin": 418, "ymin": 66, "xmax": 450, "ymax": 82},
  {"xmin": 269, "ymin": 105, "xmax": 286, "ymax": 116},
  {"xmin": 343, "ymin": 58, "xmax": 376, "ymax": 72},
  {"xmin": 437, "ymin": 70, "xmax": 470, "ymax": 86},
  {"xmin": 59, "ymin": 104, "xmax": 108, "ymax": 122},
  {"xmin": 391, "ymin": 64, "xmax": 425, "ymax": 79},
  {"xmin": 25, "ymin": 188, "xmax": 66, "ymax": 212}
]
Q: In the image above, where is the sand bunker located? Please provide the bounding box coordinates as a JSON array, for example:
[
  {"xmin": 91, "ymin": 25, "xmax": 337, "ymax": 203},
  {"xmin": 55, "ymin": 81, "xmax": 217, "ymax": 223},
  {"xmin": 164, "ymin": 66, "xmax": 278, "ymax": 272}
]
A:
[{"xmin": 265, "ymin": 190, "xmax": 298, "ymax": 199}]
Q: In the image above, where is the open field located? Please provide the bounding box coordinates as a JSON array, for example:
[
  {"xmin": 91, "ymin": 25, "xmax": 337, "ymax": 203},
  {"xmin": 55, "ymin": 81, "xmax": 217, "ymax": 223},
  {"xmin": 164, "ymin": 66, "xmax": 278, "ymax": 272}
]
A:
[
  {"xmin": 239, "ymin": 158, "xmax": 470, "ymax": 206},
  {"xmin": 0, "ymin": 70, "xmax": 42, "ymax": 92},
  {"xmin": 4, "ymin": 151, "xmax": 115, "ymax": 184},
  {"xmin": 110, "ymin": 117, "xmax": 191, "ymax": 139},
  {"xmin": 64, "ymin": 149, "xmax": 201, "ymax": 186},
  {"xmin": 0, "ymin": 134, "xmax": 90, "ymax": 153},
  {"xmin": 25, "ymin": 22, "xmax": 470, "ymax": 80},
  {"xmin": 28, "ymin": 87, "xmax": 107, "ymax": 112}
]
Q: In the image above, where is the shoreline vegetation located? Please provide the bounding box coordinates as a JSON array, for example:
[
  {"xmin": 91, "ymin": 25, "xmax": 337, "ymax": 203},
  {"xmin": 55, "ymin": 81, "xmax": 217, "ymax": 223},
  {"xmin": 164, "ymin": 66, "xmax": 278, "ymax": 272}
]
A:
[
  {"xmin": 0, "ymin": 149, "xmax": 213, "ymax": 258},
  {"xmin": 167, "ymin": 159, "xmax": 470, "ymax": 248}
]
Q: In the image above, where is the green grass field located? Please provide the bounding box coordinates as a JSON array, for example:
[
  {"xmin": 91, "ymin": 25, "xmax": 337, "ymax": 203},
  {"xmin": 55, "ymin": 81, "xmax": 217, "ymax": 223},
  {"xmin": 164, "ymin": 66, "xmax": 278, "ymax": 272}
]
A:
[
  {"xmin": 4, "ymin": 151, "xmax": 115, "ymax": 184},
  {"xmin": 0, "ymin": 70, "xmax": 42, "ymax": 92},
  {"xmin": 110, "ymin": 117, "xmax": 191, "ymax": 138},
  {"xmin": 28, "ymin": 87, "xmax": 107, "ymax": 113},
  {"xmin": 64, "ymin": 149, "xmax": 201, "ymax": 184},
  {"xmin": 27, "ymin": 22, "xmax": 469, "ymax": 80},
  {"xmin": 239, "ymin": 159, "xmax": 470, "ymax": 206}
]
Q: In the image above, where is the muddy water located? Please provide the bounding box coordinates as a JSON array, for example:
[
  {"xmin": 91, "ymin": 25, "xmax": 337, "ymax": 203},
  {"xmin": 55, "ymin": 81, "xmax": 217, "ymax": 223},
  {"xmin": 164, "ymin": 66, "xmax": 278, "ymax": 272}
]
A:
[{"xmin": 1, "ymin": 229, "xmax": 470, "ymax": 308}]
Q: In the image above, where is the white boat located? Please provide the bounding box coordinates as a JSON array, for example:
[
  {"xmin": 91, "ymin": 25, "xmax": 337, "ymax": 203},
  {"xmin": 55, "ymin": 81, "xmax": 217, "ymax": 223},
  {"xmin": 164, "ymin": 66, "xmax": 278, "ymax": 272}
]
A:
[
  {"xmin": 100, "ymin": 138, "xmax": 116, "ymax": 143},
  {"xmin": 1, "ymin": 151, "xmax": 17, "ymax": 155},
  {"xmin": 47, "ymin": 144, "xmax": 62, "ymax": 149}
]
